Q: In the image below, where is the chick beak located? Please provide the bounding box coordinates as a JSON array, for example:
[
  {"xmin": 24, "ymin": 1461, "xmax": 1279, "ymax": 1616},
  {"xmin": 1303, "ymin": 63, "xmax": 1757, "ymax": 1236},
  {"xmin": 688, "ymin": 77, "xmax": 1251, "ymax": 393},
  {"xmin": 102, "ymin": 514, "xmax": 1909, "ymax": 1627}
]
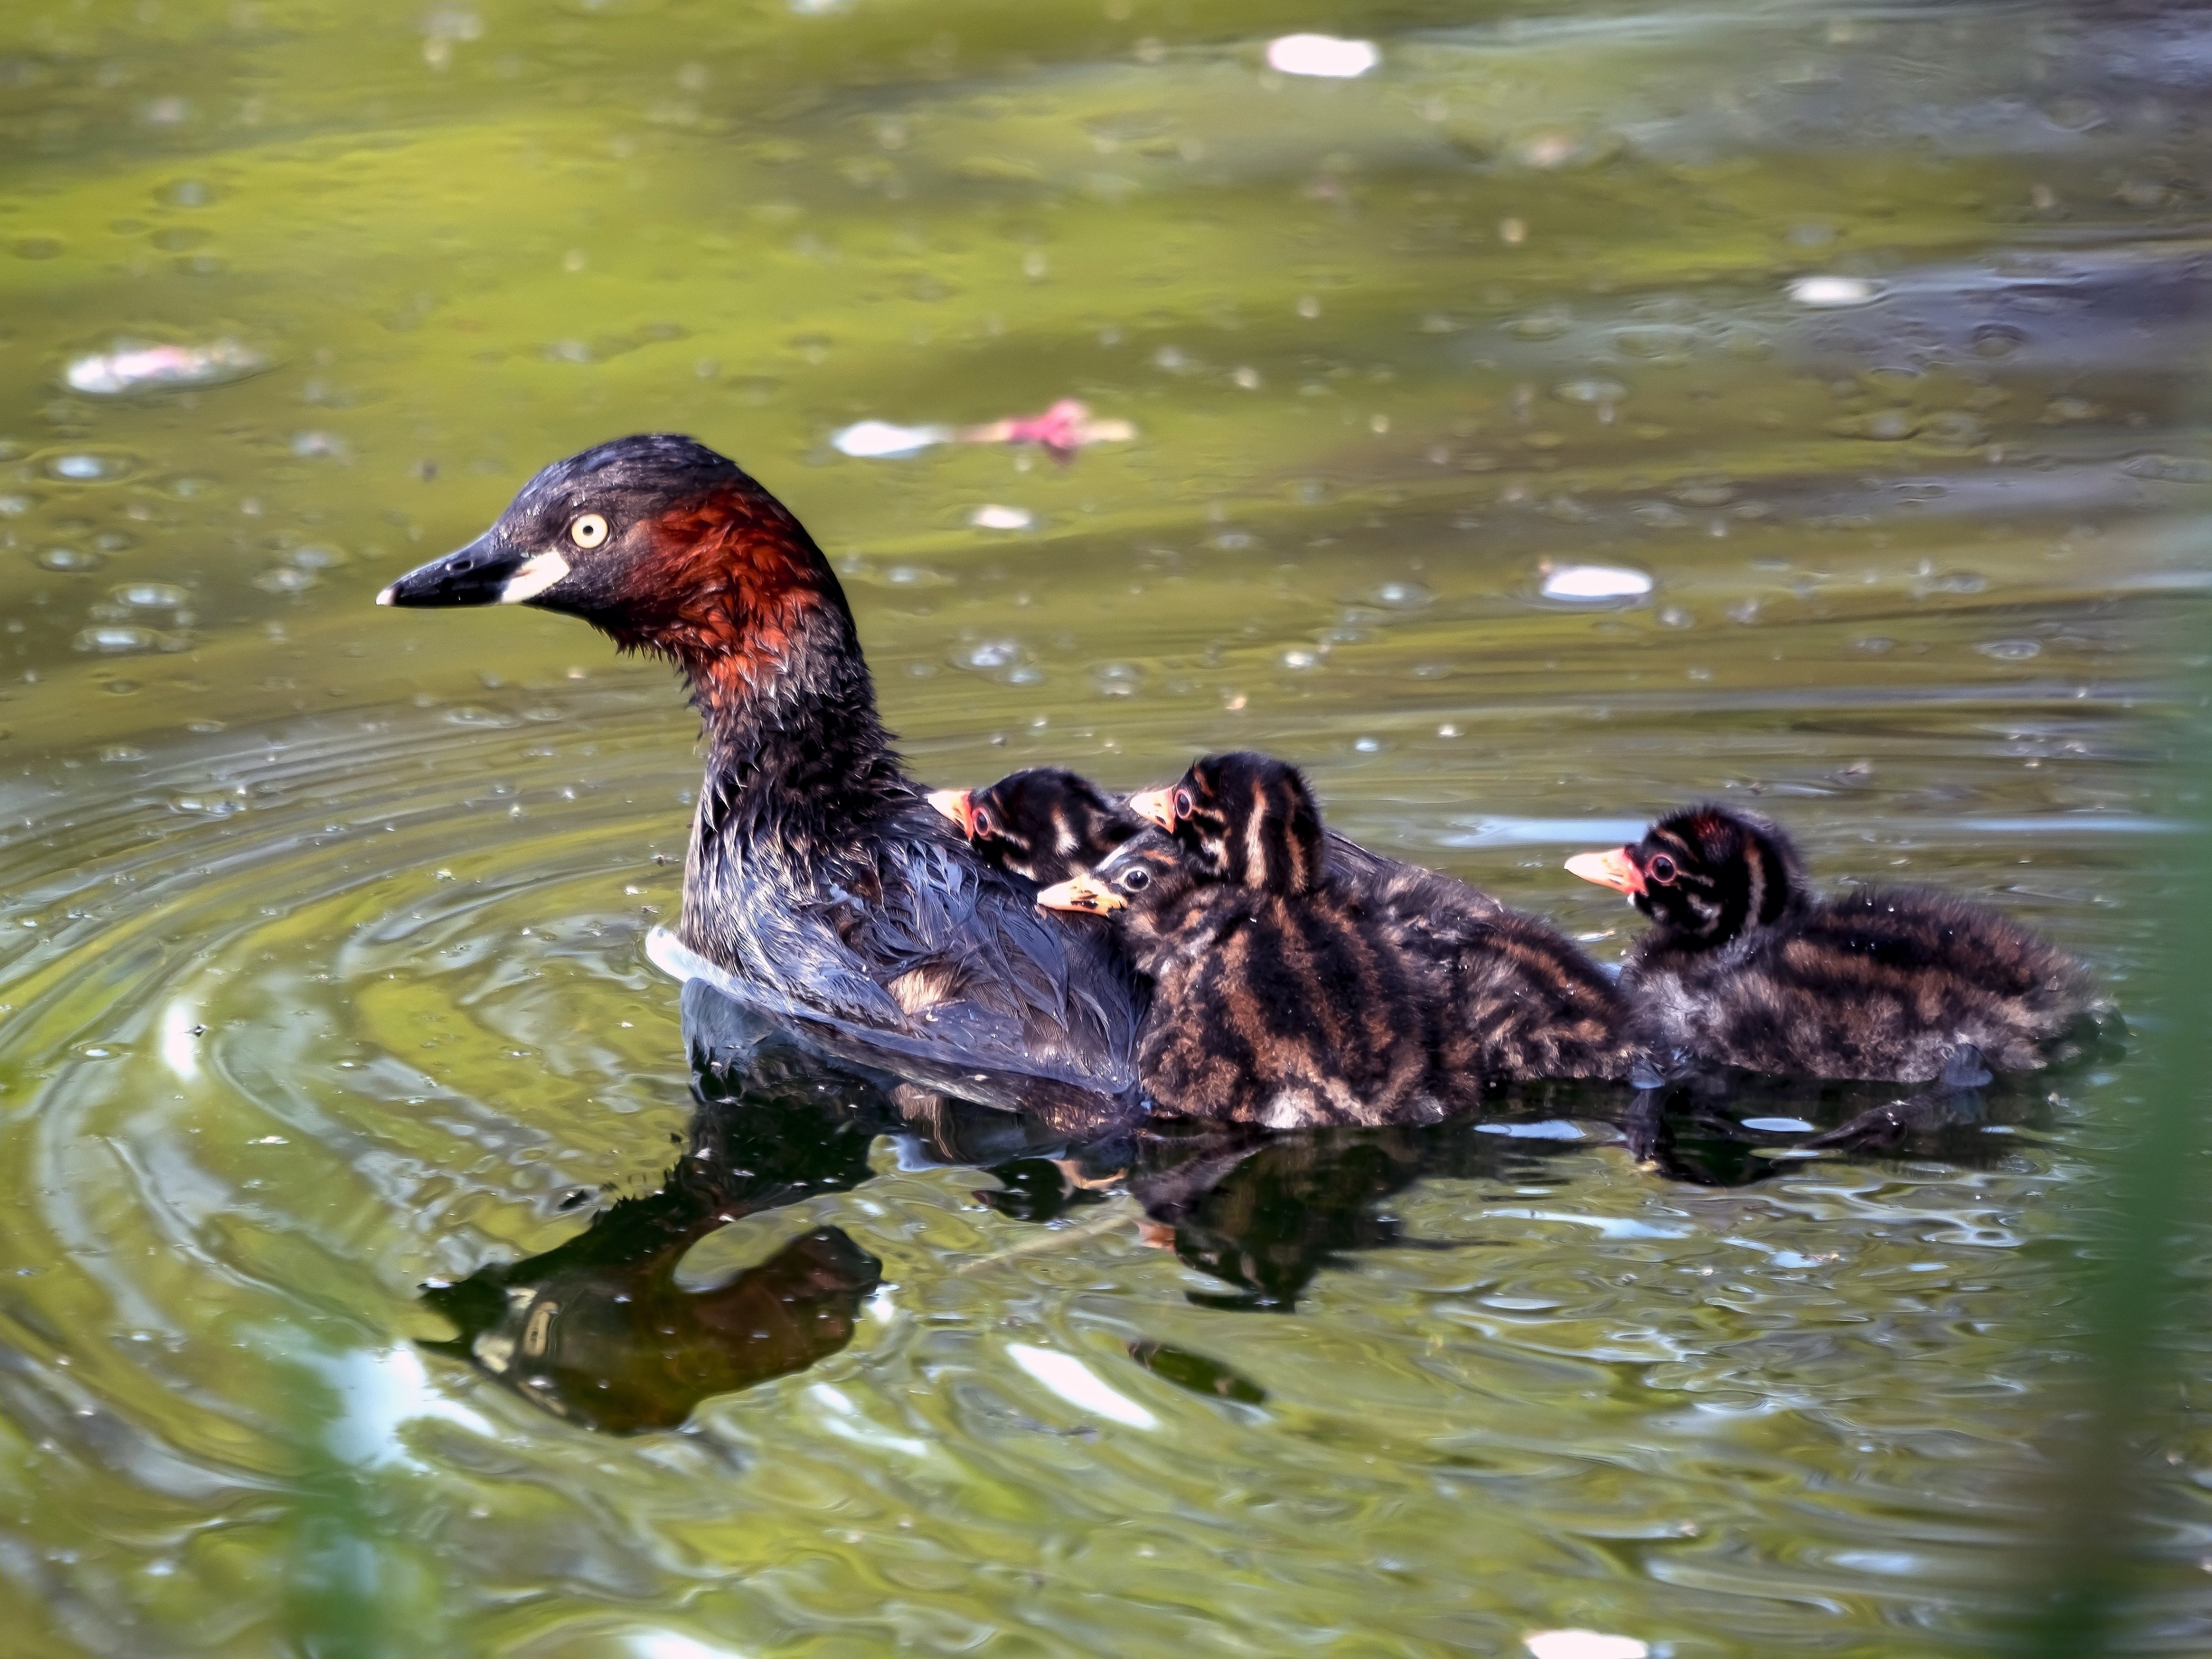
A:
[
  {"xmin": 1125, "ymin": 787, "xmax": 1176, "ymax": 832},
  {"xmin": 926, "ymin": 788, "xmax": 977, "ymax": 836},
  {"xmin": 1565, "ymin": 847, "xmax": 1645, "ymax": 897},
  {"xmin": 1035, "ymin": 875, "xmax": 1126, "ymax": 915}
]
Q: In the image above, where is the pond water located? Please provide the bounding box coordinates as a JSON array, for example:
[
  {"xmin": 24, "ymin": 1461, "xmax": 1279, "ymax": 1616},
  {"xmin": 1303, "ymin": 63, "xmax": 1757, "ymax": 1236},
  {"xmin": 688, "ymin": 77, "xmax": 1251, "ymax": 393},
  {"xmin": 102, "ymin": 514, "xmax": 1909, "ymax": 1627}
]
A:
[{"xmin": 1, "ymin": 0, "xmax": 2209, "ymax": 1653}]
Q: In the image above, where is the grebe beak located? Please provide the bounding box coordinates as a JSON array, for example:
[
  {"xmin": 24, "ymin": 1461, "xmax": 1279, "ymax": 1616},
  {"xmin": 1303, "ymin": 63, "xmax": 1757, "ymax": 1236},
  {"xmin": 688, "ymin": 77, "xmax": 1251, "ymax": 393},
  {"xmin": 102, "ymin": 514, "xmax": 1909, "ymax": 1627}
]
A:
[
  {"xmin": 1125, "ymin": 787, "xmax": 1176, "ymax": 832},
  {"xmin": 1035, "ymin": 875, "xmax": 1126, "ymax": 915},
  {"xmin": 378, "ymin": 533, "xmax": 537, "ymax": 610},
  {"xmin": 926, "ymin": 788, "xmax": 977, "ymax": 836},
  {"xmin": 1565, "ymin": 847, "xmax": 1645, "ymax": 897}
]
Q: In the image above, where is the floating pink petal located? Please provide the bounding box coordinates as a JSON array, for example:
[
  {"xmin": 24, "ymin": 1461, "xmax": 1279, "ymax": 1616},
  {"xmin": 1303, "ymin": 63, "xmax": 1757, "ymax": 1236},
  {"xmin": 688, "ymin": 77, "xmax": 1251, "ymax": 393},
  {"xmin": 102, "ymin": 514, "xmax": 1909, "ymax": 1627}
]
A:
[
  {"xmin": 64, "ymin": 337, "xmax": 270, "ymax": 396},
  {"xmin": 960, "ymin": 399, "xmax": 1135, "ymax": 459}
]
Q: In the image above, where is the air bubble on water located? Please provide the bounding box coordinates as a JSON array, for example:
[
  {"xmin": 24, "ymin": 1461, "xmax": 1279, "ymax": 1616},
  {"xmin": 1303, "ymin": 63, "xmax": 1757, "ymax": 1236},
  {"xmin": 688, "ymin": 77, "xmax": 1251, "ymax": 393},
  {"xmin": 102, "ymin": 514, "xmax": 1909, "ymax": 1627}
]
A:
[
  {"xmin": 1972, "ymin": 324, "xmax": 2025, "ymax": 359},
  {"xmin": 1369, "ymin": 581, "xmax": 1433, "ymax": 609},
  {"xmin": 290, "ymin": 545, "xmax": 349, "ymax": 570},
  {"xmin": 1092, "ymin": 663, "xmax": 1142, "ymax": 697},
  {"xmin": 970, "ymin": 504, "xmax": 1032, "ymax": 531},
  {"xmin": 1281, "ymin": 648, "xmax": 1320, "ymax": 670},
  {"xmin": 1353, "ymin": 735, "xmax": 1381, "ymax": 753},
  {"xmin": 1503, "ymin": 310, "xmax": 1571, "ymax": 340},
  {"xmin": 114, "ymin": 583, "xmax": 187, "ymax": 609},
  {"xmin": 74, "ymin": 625, "xmax": 158, "ymax": 653},
  {"xmin": 1977, "ymin": 638, "xmax": 2042, "ymax": 661},
  {"xmin": 43, "ymin": 451, "xmax": 135, "ymax": 483},
  {"xmin": 254, "ymin": 567, "xmax": 318, "ymax": 594},
  {"xmin": 37, "ymin": 547, "xmax": 103, "ymax": 572}
]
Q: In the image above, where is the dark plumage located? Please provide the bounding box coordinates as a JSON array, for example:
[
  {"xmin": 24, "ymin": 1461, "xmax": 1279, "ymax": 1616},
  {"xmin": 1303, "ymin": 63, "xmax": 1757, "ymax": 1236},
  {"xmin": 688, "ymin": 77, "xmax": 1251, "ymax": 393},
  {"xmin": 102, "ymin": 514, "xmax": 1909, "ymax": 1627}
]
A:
[
  {"xmin": 1567, "ymin": 804, "xmax": 2095, "ymax": 1082},
  {"xmin": 1135, "ymin": 752, "xmax": 1636, "ymax": 1087},
  {"xmin": 926, "ymin": 768, "xmax": 1140, "ymax": 887},
  {"xmin": 377, "ymin": 434, "xmax": 1144, "ymax": 1101},
  {"xmin": 1036, "ymin": 759, "xmax": 1637, "ymax": 1126}
]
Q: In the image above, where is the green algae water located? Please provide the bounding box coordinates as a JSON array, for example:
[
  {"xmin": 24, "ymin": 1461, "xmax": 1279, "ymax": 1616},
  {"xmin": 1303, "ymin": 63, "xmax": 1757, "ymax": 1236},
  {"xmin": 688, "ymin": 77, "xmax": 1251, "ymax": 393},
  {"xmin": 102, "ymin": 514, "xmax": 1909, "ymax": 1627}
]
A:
[{"xmin": 2, "ymin": 0, "xmax": 2210, "ymax": 1653}]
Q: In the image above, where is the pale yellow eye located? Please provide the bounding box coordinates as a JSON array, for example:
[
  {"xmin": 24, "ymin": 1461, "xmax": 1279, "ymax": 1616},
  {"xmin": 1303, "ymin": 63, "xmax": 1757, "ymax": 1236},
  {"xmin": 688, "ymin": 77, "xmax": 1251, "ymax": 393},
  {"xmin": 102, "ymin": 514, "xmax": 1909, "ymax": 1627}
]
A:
[{"xmin": 569, "ymin": 513, "xmax": 609, "ymax": 549}]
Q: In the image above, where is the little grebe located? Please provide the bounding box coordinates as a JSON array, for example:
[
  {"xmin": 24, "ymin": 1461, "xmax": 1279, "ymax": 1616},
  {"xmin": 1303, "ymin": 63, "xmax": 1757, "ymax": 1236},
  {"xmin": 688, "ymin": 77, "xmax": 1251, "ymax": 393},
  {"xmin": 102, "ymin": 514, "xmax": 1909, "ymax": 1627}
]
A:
[
  {"xmin": 378, "ymin": 435, "xmax": 1144, "ymax": 1096},
  {"xmin": 926, "ymin": 768, "xmax": 1139, "ymax": 887},
  {"xmin": 1133, "ymin": 752, "xmax": 1635, "ymax": 1085},
  {"xmin": 1566, "ymin": 804, "xmax": 2094, "ymax": 1081}
]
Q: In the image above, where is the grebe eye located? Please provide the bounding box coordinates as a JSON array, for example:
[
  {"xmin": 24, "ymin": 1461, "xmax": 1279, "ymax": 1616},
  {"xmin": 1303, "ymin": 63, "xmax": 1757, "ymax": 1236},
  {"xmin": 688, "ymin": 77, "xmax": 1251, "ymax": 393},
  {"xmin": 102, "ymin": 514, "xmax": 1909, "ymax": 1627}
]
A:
[
  {"xmin": 569, "ymin": 513, "xmax": 609, "ymax": 549},
  {"xmin": 1646, "ymin": 853, "xmax": 1678, "ymax": 885},
  {"xmin": 970, "ymin": 807, "xmax": 993, "ymax": 836},
  {"xmin": 1173, "ymin": 789, "xmax": 1192, "ymax": 819},
  {"xmin": 1123, "ymin": 867, "xmax": 1150, "ymax": 891}
]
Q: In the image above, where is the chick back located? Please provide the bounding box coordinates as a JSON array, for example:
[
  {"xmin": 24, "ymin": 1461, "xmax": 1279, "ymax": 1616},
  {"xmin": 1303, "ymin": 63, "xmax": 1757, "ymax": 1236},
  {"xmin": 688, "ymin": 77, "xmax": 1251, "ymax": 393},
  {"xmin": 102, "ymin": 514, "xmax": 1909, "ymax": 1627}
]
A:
[
  {"xmin": 1129, "ymin": 884, "xmax": 1480, "ymax": 1129},
  {"xmin": 1625, "ymin": 884, "xmax": 2093, "ymax": 1081}
]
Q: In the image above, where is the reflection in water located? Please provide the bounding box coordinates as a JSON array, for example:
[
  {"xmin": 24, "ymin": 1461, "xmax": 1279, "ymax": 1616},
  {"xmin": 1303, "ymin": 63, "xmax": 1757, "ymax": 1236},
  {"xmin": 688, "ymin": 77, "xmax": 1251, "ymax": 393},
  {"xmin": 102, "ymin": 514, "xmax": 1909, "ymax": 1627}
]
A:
[
  {"xmin": 421, "ymin": 1021, "xmax": 893, "ymax": 1433},
  {"xmin": 418, "ymin": 980, "xmax": 2110, "ymax": 1436}
]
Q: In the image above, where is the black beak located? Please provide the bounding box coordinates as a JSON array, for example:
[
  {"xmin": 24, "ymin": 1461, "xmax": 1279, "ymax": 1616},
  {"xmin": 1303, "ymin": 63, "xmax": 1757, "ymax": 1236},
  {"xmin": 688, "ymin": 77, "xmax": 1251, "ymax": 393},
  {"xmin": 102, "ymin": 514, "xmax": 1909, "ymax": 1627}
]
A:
[{"xmin": 376, "ymin": 531, "xmax": 523, "ymax": 608}]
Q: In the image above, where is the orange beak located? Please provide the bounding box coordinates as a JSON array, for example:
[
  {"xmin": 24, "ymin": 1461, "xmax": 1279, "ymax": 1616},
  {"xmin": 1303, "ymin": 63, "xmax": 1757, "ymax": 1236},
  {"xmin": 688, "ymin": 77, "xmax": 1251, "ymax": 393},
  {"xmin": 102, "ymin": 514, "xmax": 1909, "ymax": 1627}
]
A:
[
  {"xmin": 1126, "ymin": 786, "xmax": 1176, "ymax": 832},
  {"xmin": 926, "ymin": 788, "xmax": 977, "ymax": 837},
  {"xmin": 1035, "ymin": 874, "xmax": 1126, "ymax": 915},
  {"xmin": 1565, "ymin": 847, "xmax": 1645, "ymax": 897}
]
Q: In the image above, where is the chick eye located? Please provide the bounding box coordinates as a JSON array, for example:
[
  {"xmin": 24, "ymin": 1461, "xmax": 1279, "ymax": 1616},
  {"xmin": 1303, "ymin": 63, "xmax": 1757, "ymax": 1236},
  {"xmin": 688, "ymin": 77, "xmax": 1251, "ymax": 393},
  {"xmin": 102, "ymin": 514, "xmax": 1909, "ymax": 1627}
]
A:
[
  {"xmin": 1646, "ymin": 853, "xmax": 1678, "ymax": 885},
  {"xmin": 1173, "ymin": 789, "xmax": 1193, "ymax": 819},
  {"xmin": 1123, "ymin": 867, "xmax": 1151, "ymax": 891},
  {"xmin": 569, "ymin": 513, "xmax": 609, "ymax": 549},
  {"xmin": 970, "ymin": 808, "xmax": 994, "ymax": 836}
]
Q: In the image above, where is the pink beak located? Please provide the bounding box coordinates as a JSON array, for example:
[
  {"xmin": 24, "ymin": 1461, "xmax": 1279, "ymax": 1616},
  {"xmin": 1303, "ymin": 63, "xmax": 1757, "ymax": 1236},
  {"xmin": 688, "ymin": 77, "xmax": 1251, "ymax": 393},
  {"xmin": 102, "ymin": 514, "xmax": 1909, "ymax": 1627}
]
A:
[
  {"xmin": 926, "ymin": 788, "xmax": 977, "ymax": 837},
  {"xmin": 1565, "ymin": 846, "xmax": 1645, "ymax": 897},
  {"xmin": 1126, "ymin": 787, "xmax": 1176, "ymax": 832}
]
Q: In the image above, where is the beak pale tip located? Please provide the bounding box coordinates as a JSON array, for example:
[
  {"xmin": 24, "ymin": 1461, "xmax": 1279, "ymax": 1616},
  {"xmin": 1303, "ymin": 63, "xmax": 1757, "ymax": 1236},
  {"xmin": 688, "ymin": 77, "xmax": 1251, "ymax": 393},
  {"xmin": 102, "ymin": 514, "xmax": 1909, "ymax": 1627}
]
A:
[{"xmin": 374, "ymin": 584, "xmax": 395, "ymax": 607}]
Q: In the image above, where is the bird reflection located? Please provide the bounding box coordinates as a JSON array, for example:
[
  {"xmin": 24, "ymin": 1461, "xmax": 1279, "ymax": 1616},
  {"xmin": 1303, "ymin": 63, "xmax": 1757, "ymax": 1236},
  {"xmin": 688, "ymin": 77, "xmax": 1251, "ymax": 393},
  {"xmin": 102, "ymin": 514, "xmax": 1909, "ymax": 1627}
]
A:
[{"xmin": 424, "ymin": 982, "xmax": 2088, "ymax": 1429}]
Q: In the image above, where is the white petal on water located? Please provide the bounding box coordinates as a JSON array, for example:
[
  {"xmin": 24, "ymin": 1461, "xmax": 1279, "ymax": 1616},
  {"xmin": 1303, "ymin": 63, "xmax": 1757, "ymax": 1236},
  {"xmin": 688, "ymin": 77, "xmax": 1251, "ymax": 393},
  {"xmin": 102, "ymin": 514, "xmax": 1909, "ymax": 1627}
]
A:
[
  {"xmin": 1540, "ymin": 564, "xmax": 1652, "ymax": 602},
  {"xmin": 1741, "ymin": 1117, "xmax": 1816, "ymax": 1134},
  {"xmin": 970, "ymin": 503, "xmax": 1033, "ymax": 530},
  {"xmin": 830, "ymin": 419, "xmax": 951, "ymax": 458},
  {"xmin": 1008, "ymin": 1344, "xmax": 1158, "ymax": 1429},
  {"xmin": 1526, "ymin": 1633, "xmax": 1650, "ymax": 1659},
  {"xmin": 1787, "ymin": 274, "xmax": 1880, "ymax": 308},
  {"xmin": 1265, "ymin": 34, "xmax": 1380, "ymax": 78}
]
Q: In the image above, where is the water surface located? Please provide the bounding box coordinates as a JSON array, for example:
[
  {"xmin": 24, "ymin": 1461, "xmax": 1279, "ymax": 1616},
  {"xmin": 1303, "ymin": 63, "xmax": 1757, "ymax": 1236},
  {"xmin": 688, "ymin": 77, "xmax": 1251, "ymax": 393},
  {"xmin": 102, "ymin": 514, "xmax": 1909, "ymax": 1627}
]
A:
[{"xmin": 1, "ymin": 1, "xmax": 2208, "ymax": 1654}]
